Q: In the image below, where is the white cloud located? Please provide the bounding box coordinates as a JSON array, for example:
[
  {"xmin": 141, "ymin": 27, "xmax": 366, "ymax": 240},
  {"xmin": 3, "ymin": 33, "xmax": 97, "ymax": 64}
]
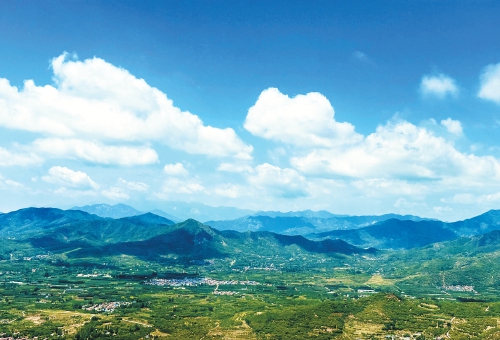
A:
[
  {"xmin": 353, "ymin": 178, "xmax": 429, "ymax": 197},
  {"xmin": 244, "ymin": 88, "xmax": 361, "ymax": 148},
  {"xmin": 99, "ymin": 178, "xmax": 148, "ymax": 201},
  {"xmin": 33, "ymin": 138, "xmax": 158, "ymax": 165},
  {"xmin": 214, "ymin": 184, "xmax": 244, "ymax": 198},
  {"xmin": 440, "ymin": 118, "xmax": 463, "ymax": 136},
  {"xmin": 217, "ymin": 162, "xmax": 254, "ymax": 173},
  {"xmin": 446, "ymin": 192, "xmax": 500, "ymax": 205},
  {"xmin": 478, "ymin": 62, "xmax": 500, "ymax": 104},
  {"xmin": 290, "ymin": 119, "xmax": 500, "ymax": 182},
  {"xmin": 0, "ymin": 147, "xmax": 43, "ymax": 166},
  {"xmin": 42, "ymin": 166, "xmax": 99, "ymax": 190},
  {"xmin": 52, "ymin": 187, "xmax": 98, "ymax": 197},
  {"xmin": 448, "ymin": 193, "xmax": 476, "ymax": 204},
  {"xmin": 162, "ymin": 178, "xmax": 207, "ymax": 194},
  {"xmin": 0, "ymin": 53, "xmax": 253, "ymax": 164},
  {"xmin": 0, "ymin": 174, "xmax": 23, "ymax": 189},
  {"xmin": 163, "ymin": 163, "xmax": 188, "ymax": 176},
  {"xmin": 117, "ymin": 178, "xmax": 149, "ymax": 192},
  {"xmin": 248, "ymin": 163, "xmax": 308, "ymax": 199},
  {"xmin": 433, "ymin": 205, "xmax": 453, "ymax": 215},
  {"xmin": 101, "ymin": 187, "xmax": 130, "ymax": 200},
  {"xmin": 420, "ymin": 74, "xmax": 458, "ymax": 98}
]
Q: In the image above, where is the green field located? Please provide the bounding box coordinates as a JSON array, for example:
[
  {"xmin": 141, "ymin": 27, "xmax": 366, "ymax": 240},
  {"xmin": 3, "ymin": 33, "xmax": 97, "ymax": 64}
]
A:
[{"xmin": 2, "ymin": 250, "xmax": 500, "ymax": 340}]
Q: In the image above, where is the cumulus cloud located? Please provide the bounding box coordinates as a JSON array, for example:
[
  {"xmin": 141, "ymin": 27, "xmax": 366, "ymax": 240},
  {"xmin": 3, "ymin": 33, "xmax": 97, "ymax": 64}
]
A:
[
  {"xmin": 244, "ymin": 88, "xmax": 361, "ymax": 148},
  {"xmin": 420, "ymin": 74, "xmax": 458, "ymax": 98},
  {"xmin": 0, "ymin": 53, "xmax": 253, "ymax": 165},
  {"xmin": 163, "ymin": 163, "xmax": 188, "ymax": 176},
  {"xmin": 0, "ymin": 147, "xmax": 43, "ymax": 166},
  {"xmin": 248, "ymin": 163, "xmax": 308, "ymax": 198},
  {"xmin": 478, "ymin": 62, "xmax": 500, "ymax": 104},
  {"xmin": 101, "ymin": 187, "xmax": 130, "ymax": 200},
  {"xmin": 291, "ymin": 119, "xmax": 500, "ymax": 182},
  {"xmin": 0, "ymin": 174, "xmax": 23, "ymax": 189},
  {"xmin": 99, "ymin": 178, "xmax": 148, "ymax": 200},
  {"xmin": 116, "ymin": 178, "xmax": 149, "ymax": 192},
  {"xmin": 42, "ymin": 166, "xmax": 99, "ymax": 190},
  {"xmin": 162, "ymin": 178, "xmax": 207, "ymax": 194},
  {"xmin": 440, "ymin": 118, "xmax": 463, "ymax": 136},
  {"xmin": 33, "ymin": 138, "xmax": 158, "ymax": 165},
  {"xmin": 217, "ymin": 162, "xmax": 254, "ymax": 173},
  {"xmin": 214, "ymin": 184, "xmax": 244, "ymax": 198}
]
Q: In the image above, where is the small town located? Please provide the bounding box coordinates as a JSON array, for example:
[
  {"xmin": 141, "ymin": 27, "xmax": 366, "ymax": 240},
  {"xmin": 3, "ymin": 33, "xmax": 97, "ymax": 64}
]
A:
[
  {"xmin": 144, "ymin": 277, "xmax": 260, "ymax": 287},
  {"xmin": 82, "ymin": 301, "xmax": 131, "ymax": 313},
  {"xmin": 442, "ymin": 285, "xmax": 475, "ymax": 292}
]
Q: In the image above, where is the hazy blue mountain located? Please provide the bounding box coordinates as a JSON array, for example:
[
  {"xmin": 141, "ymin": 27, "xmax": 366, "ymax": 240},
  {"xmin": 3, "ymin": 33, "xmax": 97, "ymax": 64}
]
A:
[
  {"xmin": 148, "ymin": 209, "xmax": 181, "ymax": 222},
  {"xmin": 0, "ymin": 207, "xmax": 374, "ymax": 261},
  {"xmin": 254, "ymin": 210, "xmax": 342, "ymax": 219},
  {"xmin": 119, "ymin": 213, "xmax": 175, "ymax": 226},
  {"xmin": 67, "ymin": 219, "xmax": 376, "ymax": 262},
  {"xmin": 310, "ymin": 219, "xmax": 456, "ymax": 249},
  {"xmin": 0, "ymin": 207, "xmax": 101, "ymax": 238},
  {"xmin": 154, "ymin": 201, "xmax": 254, "ymax": 221},
  {"xmin": 206, "ymin": 213, "xmax": 434, "ymax": 235},
  {"xmin": 28, "ymin": 218, "xmax": 180, "ymax": 251},
  {"xmin": 73, "ymin": 202, "xmax": 252, "ymax": 221},
  {"xmin": 445, "ymin": 209, "xmax": 500, "ymax": 237},
  {"xmin": 70, "ymin": 203, "xmax": 181, "ymax": 222},
  {"xmin": 205, "ymin": 216, "xmax": 318, "ymax": 235},
  {"xmin": 70, "ymin": 203, "xmax": 144, "ymax": 218}
]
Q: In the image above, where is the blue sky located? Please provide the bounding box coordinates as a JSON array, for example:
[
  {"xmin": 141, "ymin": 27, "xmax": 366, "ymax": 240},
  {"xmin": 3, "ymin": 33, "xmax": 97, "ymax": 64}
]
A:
[{"xmin": 0, "ymin": 0, "xmax": 500, "ymax": 221}]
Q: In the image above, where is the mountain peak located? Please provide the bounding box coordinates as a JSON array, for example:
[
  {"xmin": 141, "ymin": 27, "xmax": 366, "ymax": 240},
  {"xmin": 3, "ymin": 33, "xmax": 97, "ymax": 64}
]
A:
[{"xmin": 71, "ymin": 203, "xmax": 143, "ymax": 219}]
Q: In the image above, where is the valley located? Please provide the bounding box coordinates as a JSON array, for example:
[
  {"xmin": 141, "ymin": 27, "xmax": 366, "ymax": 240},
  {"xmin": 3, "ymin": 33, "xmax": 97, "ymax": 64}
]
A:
[{"xmin": 1, "ymin": 205, "xmax": 500, "ymax": 339}]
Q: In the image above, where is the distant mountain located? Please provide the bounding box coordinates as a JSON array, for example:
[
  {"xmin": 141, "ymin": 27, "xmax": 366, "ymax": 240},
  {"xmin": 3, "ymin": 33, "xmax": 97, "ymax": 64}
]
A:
[
  {"xmin": 206, "ymin": 213, "xmax": 433, "ymax": 236},
  {"xmin": 155, "ymin": 201, "xmax": 254, "ymax": 221},
  {"xmin": 71, "ymin": 203, "xmax": 143, "ymax": 219},
  {"xmin": 206, "ymin": 216, "xmax": 318, "ymax": 235},
  {"xmin": 119, "ymin": 213, "xmax": 175, "ymax": 226},
  {"xmin": 254, "ymin": 210, "xmax": 342, "ymax": 219},
  {"xmin": 0, "ymin": 207, "xmax": 101, "ymax": 238},
  {"xmin": 71, "ymin": 202, "xmax": 253, "ymax": 222},
  {"xmin": 148, "ymin": 209, "xmax": 181, "ymax": 222},
  {"xmin": 70, "ymin": 203, "xmax": 180, "ymax": 222},
  {"xmin": 0, "ymin": 208, "xmax": 177, "ymax": 248},
  {"xmin": 310, "ymin": 219, "xmax": 457, "ymax": 249},
  {"xmin": 0, "ymin": 207, "xmax": 372, "ymax": 262},
  {"xmin": 445, "ymin": 209, "xmax": 500, "ymax": 237},
  {"xmin": 68, "ymin": 219, "xmax": 376, "ymax": 262}
]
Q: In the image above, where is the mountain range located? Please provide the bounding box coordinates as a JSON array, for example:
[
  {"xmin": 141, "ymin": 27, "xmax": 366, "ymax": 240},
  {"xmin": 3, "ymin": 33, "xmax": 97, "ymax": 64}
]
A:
[
  {"xmin": 306, "ymin": 209, "xmax": 500, "ymax": 249},
  {"xmin": 2, "ymin": 204, "xmax": 500, "ymax": 262},
  {"xmin": 206, "ymin": 213, "xmax": 431, "ymax": 236},
  {"xmin": 0, "ymin": 207, "xmax": 375, "ymax": 264}
]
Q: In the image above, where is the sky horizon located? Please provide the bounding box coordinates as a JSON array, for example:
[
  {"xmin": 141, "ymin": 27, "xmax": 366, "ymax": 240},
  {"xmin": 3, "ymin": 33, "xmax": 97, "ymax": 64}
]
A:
[{"xmin": 1, "ymin": 1, "xmax": 500, "ymax": 221}]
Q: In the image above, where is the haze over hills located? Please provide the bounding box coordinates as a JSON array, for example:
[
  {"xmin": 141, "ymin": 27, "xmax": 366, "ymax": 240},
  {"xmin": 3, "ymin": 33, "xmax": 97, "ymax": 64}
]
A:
[
  {"xmin": 309, "ymin": 219, "xmax": 455, "ymax": 249},
  {"xmin": 0, "ymin": 207, "xmax": 373, "ymax": 262},
  {"xmin": 306, "ymin": 209, "xmax": 500, "ymax": 249},
  {"xmin": 71, "ymin": 203, "xmax": 181, "ymax": 222},
  {"xmin": 71, "ymin": 202, "xmax": 254, "ymax": 222},
  {"xmin": 446, "ymin": 209, "xmax": 500, "ymax": 237},
  {"xmin": 206, "ymin": 213, "xmax": 434, "ymax": 236},
  {"xmin": 4, "ymin": 205, "xmax": 500, "ymax": 258}
]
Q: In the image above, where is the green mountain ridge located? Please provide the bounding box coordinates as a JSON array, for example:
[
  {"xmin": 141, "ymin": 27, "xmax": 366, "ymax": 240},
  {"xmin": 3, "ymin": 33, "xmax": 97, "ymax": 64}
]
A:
[
  {"xmin": 0, "ymin": 208, "xmax": 374, "ymax": 264},
  {"xmin": 206, "ymin": 213, "xmax": 436, "ymax": 237}
]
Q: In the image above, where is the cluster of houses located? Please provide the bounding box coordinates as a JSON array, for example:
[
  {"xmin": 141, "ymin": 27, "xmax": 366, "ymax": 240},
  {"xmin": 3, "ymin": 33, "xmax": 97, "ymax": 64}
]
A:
[
  {"xmin": 144, "ymin": 277, "xmax": 260, "ymax": 287},
  {"xmin": 442, "ymin": 285, "xmax": 475, "ymax": 292},
  {"xmin": 82, "ymin": 301, "xmax": 131, "ymax": 313}
]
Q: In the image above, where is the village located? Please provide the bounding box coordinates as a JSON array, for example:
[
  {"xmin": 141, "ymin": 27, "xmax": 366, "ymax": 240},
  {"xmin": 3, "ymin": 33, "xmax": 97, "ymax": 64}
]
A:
[{"xmin": 144, "ymin": 277, "xmax": 260, "ymax": 287}]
